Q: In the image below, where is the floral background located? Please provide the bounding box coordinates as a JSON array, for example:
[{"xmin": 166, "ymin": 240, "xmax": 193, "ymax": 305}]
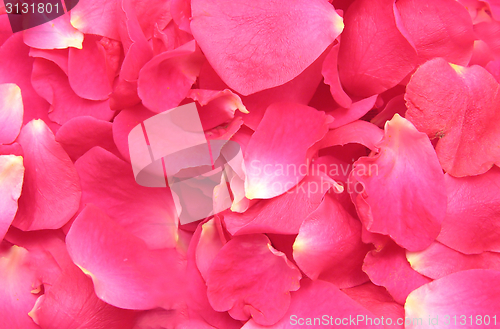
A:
[{"xmin": 1, "ymin": 0, "xmax": 500, "ymax": 328}]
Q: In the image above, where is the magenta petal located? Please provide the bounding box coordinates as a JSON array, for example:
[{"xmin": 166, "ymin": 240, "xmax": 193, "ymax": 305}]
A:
[
  {"xmin": 437, "ymin": 167, "xmax": 500, "ymax": 254},
  {"xmin": 68, "ymin": 35, "xmax": 113, "ymax": 101},
  {"xmin": 0, "ymin": 83, "xmax": 23, "ymax": 144},
  {"xmin": 13, "ymin": 120, "xmax": 81, "ymax": 231},
  {"xmin": 70, "ymin": 0, "xmax": 120, "ymax": 39},
  {"xmin": 55, "ymin": 116, "xmax": 121, "ymax": 162},
  {"xmin": 338, "ymin": 0, "xmax": 417, "ymax": 98},
  {"xmin": 195, "ymin": 218, "xmax": 224, "ymax": 281},
  {"xmin": 405, "ymin": 58, "xmax": 500, "ymax": 177},
  {"xmin": 75, "ymin": 147, "xmax": 178, "ymax": 249},
  {"xmin": 293, "ymin": 194, "xmax": 371, "ymax": 288},
  {"xmin": 363, "ymin": 241, "xmax": 432, "ymax": 305},
  {"xmin": 206, "ymin": 234, "xmax": 301, "ymax": 325},
  {"xmin": 23, "ymin": 15, "xmax": 83, "ymax": 50},
  {"xmin": 191, "ymin": 0, "xmax": 343, "ymax": 95},
  {"xmin": 396, "ymin": 0, "xmax": 474, "ymax": 65},
  {"xmin": 66, "ymin": 204, "xmax": 187, "ymax": 310},
  {"xmin": 244, "ymin": 102, "xmax": 332, "ymax": 199},
  {"xmin": 405, "ymin": 270, "xmax": 500, "ymax": 328},
  {"xmin": 0, "ymin": 155, "xmax": 24, "ymax": 241},
  {"xmin": 349, "ymin": 114, "xmax": 447, "ymax": 251},
  {"xmin": 322, "ymin": 43, "xmax": 352, "ymax": 109},
  {"xmin": 242, "ymin": 279, "xmax": 383, "ymax": 329},
  {"xmin": 138, "ymin": 40, "xmax": 204, "ymax": 113},
  {"xmin": 407, "ymin": 241, "xmax": 500, "ymax": 280},
  {"xmin": 318, "ymin": 120, "xmax": 384, "ymax": 152},
  {"xmin": 31, "ymin": 58, "xmax": 114, "ymax": 125}
]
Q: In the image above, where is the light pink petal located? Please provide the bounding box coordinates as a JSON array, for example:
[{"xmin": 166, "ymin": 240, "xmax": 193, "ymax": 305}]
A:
[
  {"xmin": 31, "ymin": 58, "xmax": 114, "ymax": 125},
  {"xmin": 206, "ymin": 234, "xmax": 301, "ymax": 325},
  {"xmin": 68, "ymin": 34, "xmax": 114, "ymax": 101},
  {"xmin": 0, "ymin": 155, "xmax": 24, "ymax": 240},
  {"xmin": 244, "ymin": 102, "xmax": 332, "ymax": 199},
  {"xmin": 318, "ymin": 120, "xmax": 384, "ymax": 152},
  {"xmin": 75, "ymin": 146, "xmax": 178, "ymax": 249},
  {"xmin": 0, "ymin": 83, "xmax": 23, "ymax": 144},
  {"xmin": 242, "ymin": 279, "xmax": 383, "ymax": 329},
  {"xmin": 405, "ymin": 58, "xmax": 500, "ymax": 177},
  {"xmin": 0, "ymin": 246, "xmax": 40, "ymax": 329},
  {"xmin": 138, "ymin": 40, "xmax": 204, "ymax": 113},
  {"xmin": 293, "ymin": 194, "xmax": 371, "ymax": 288},
  {"xmin": 23, "ymin": 14, "xmax": 83, "ymax": 50},
  {"xmin": 437, "ymin": 167, "xmax": 500, "ymax": 254},
  {"xmin": 66, "ymin": 204, "xmax": 187, "ymax": 310},
  {"xmin": 363, "ymin": 240, "xmax": 432, "ymax": 305},
  {"xmin": 407, "ymin": 241, "xmax": 500, "ymax": 280},
  {"xmin": 338, "ymin": 0, "xmax": 417, "ymax": 98},
  {"xmin": 195, "ymin": 218, "xmax": 225, "ymax": 281},
  {"xmin": 55, "ymin": 116, "xmax": 121, "ymax": 162},
  {"xmin": 395, "ymin": 0, "xmax": 474, "ymax": 65},
  {"xmin": 224, "ymin": 172, "xmax": 336, "ymax": 235},
  {"xmin": 13, "ymin": 120, "xmax": 81, "ymax": 231},
  {"xmin": 405, "ymin": 269, "xmax": 500, "ymax": 328},
  {"xmin": 349, "ymin": 114, "xmax": 447, "ymax": 251},
  {"xmin": 191, "ymin": 0, "xmax": 343, "ymax": 95},
  {"xmin": 343, "ymin": 282, "xmax": 405, "ymax": 329}
]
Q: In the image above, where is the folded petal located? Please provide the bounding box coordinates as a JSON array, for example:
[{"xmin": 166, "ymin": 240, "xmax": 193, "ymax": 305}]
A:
[
  {"xmin": 66, "ymin": 204, "xmax": 187, "ymax": 310},
  {"xmin": 206, "ymin": 234, "xmax": 301, "ymax": 325},
  {"xmin": 349, "ymin": 114, "xmax": 447, "ymax": 251},
  {"xmin": 363, "ymin": 240, "xmax": 432, "ymax": 305},
  {"xmin": 293, "ymin": 193, "xmax": 371, "ymax": 288},
  {"xmin": 191, "ymin": 0, "xmax": 343, "ymax": 95},
  {"xmin": 338, "ymin": 0, "xmax": 417, "ymax": 97},
  {"xmin": 405, "ymin": 58, "xmax": 500, "ymax": 176},
  {"xmin": 0, "ymin": 155, "xmax": 24, "ymax": 241},
  {"xmin": 75, "ymin": 147, "xmax": 178, "ymax": 249},
  {"xmin": 0, "ymin": 83, "xmax": 23, "ymax": 144},
  {"xmin": 13, "ymin": 120, "xmax": 81, "ymax": 231},
  {"xmin": 405, "ymin": 269, "xmax": 500, "ymax": 328},
  {"xmin": 318, "ymin": 120, "xmax": 384, "ymax": 152},
  {"xmin": 407, "ymin": 241, "xmax": 500, "ymax": 280},
  {"xmin": 437, "ymin": 167, "xmax": 500, "ymax": 254},
  {"xmin": 244, "ymin": 102, "xmax": 332, "ymax": 199}
]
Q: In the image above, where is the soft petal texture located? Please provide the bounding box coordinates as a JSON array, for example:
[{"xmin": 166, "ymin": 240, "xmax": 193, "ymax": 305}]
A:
[
  {"xmin": 244, "ymin": 102, "xmax": 332, "ymax": 199},
  {"xmin": 31, "ymin": 58, "xmax": 114, "ymax": 125},
  {"xmin": 206, "ymin": 234, "xmax": 301, "ymax": 325},
  {"xmin": 13, "ymin": 120, "xmax": 81, "ymax": 231},
  {"xmin": 0, "ymin": 155, "xmax": 24, "ymax": 241},
  {"xmin": 0, "ymin": 83, "xmax": 23, "ymax": 144},
  {"xmin": 195, "ymin": 218, "xmax": 225, "ymax": 281},
  {"xmin": 23, "ymin": 14, "xmax": 84, "ymax": 50},
  {"xmin": 55, "ymin": 116, "xmax": 121, "ymax": 162},
  {"xmin": 363, "ymin": 241, "xmax": 432, "ymax": 305},
  {"xmin": 138, "ymin": 40, "xmax": 204, "ymax": 113},
  {"xmin": 343, "ymin": 283, "xmax": 404, "ymax": 329},
  {"xmin": 407, "ymin": 241, "xmax": 500, "ymax": 280},
  {"xmin": 405, "ymin": 58, "xmax": 500, "ymax": 176},
  {"xmin": 405, "ymin": 269, "xmax": 500, "ymax": 328},
  {"xmin": 0, "ymin": 246, "xmax": 40, "ymax": 329},
  {"xmin": 395, "ymin": 0, "xmax": 474, "ymax": 65},
  {"xmin": 322, "ymin": 43, "xmax": 352, "ymax": 109},
  {"xmin": 242, "ymin": 279, "xmax": 383, "ymax": 329},
  {"xmin": 338, "ymin": 0, "xmax": 417, "ymax": 98},
  {"xmin": 437, "ymin": 167, "xmax": 500, "ymax": 254},
  {"xmin": 191, "ymin": 0, "xmax": 343, "ymax": 95},
  {"xmin": 224, "ymin": 172, "xmax": 336, "ymax": 235},
  {"xmin": 293, "ymin": 193, "xmax": 371, "ymax": 288},
  {"xmin": 75, "ymin": 147, "xmax": 178, "ymax": 249},
  {"xmin": 349, "ymin": 114, "xmax": 447, "ymax": 251},
  {"xmin": 66, "ymin": 204, "xmax": 187, "ymax": 310},
  {"xmin": 318, "ymin": 120, "xmax": 384, "ymax": 152},
  {"xmin": 68, "ymin": 34, "xmax": 114, "ymax": 101},
  {"xmin": 70, "ymin": 0, "xmax": 120, "ymax": 39}
]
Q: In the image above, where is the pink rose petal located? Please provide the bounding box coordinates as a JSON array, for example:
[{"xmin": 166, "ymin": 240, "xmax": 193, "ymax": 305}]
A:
[
  {"xmin": 0, "ymin": 155, "xmax": 24, "ymax": 241},
  {"xmin": 0, "ymin": 83, "xmax": 23, "ymax": 144}
]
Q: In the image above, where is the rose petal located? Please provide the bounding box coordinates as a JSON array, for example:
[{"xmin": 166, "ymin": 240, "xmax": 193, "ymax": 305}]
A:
[
  {"xmin": 0, "ymin": 83, "xmax": 23, "ymax": 144},
  {"xmin": 0, "ymin": 155, "xmax": 24, "ymax": 240}
]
